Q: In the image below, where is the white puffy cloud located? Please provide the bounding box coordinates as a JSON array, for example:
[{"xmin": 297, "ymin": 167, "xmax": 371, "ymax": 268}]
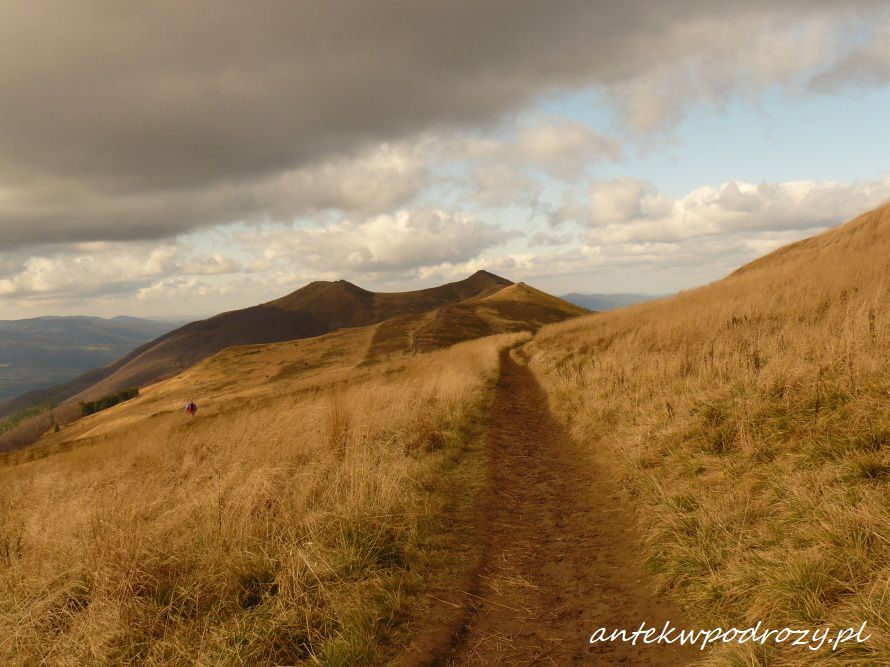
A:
[
  {"xmin": 242, "ymin": 209, "xmax": 510, "ymax": 274},
  {"xmin": 560, "ymin": 177, "xmax": 890, "ymax": 244},
  {"xmin": 0, "ymin": 205, "xmax": 507, "ymax": 308},
  {"xmin": 249, "ymin": 144, "xmax": 427, "ymax": 220},
  {"xmin": 0, "ymin": 243, "xmax": 245, "ymax": 300},
  {"xmin": 441, "ymin": 117, "xmax": 622, "ymax": 207},
  {"xmin": 588, "ymin": 178, "xmax": 673, "ymax": 226},
  {"xmin": 0, "ymin": 245, "xmax": 180, "ymax": 299},
  {"xmin": 415, "ymin": 224, "xmax": 842, "ymax": 297},
  {"xmin": 136, "ymin": 277, "xmax": 215, "ymax": 302},
  {"xmin": 515, "ymin": 119, "xmax": 622, "ymax": 178}
]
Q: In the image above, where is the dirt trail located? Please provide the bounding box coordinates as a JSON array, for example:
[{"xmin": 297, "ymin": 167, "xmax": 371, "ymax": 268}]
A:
[{"xmin": 408, "ymin": 350, "xmax": 699, "ymax": 665}]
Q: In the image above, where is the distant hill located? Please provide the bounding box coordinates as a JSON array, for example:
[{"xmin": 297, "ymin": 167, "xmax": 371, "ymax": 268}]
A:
[
  {"xmin": 3, "ymin": 271, "xmax": 560, "ymax": 450},
  {"xmin": 559, "ymin": 292, "xmax": 662, "ymax": 311},
  {"xmin": 365, "ymin": 282, "xmax": 586, "ymax": 362},
  {"xmin": 18, "ymin": 280, "xmax": 585, "ymax": 456},
  {"xmin": 67, "ymin": 270, "xmax": 514, "ymax": 404},
  {"xmin": 0, "ymin": 316, "xmax": 183, "ymax": 405}
]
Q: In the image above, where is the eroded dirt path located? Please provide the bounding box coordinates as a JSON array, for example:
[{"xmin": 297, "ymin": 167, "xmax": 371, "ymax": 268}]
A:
[{"xmin": 434, "ymin": 350, "xmax": 698, "ymax": 665}]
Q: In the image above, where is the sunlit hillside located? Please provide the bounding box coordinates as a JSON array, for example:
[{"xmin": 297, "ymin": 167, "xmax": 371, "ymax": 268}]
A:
[
  {"xmin": 3, "ymin": 202, "xmax": 889, "ymax": 664},
  {"xmin": 527, "ymin": 203, "xmax": 890, "ymax": 665},
  {"xmin": 0, "ymin": 281, "xmax": 586, "ymax": 665},
  {"xmin": 0, "ymin": 319, "xmax": 528, "ymax": 664},
  {"xmin": 0, "ymin": 272, "xmax": 514, "ymax": 453},
  {"xmin": 366, "ymin": 282, "xmax": 586, "ymax": 362}
]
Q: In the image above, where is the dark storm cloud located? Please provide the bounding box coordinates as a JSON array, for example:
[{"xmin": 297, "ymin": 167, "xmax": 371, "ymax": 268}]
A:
[{"xmin": 0, "ymin": 0, "xmax": 878, "ymax": 247}]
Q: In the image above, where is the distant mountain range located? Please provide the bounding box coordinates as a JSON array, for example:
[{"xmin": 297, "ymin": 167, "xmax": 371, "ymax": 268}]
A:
[
  {"xmin": 560, "ymin": 293, "xmax": 664, "ymax": 311},
  {"xmin": 63, "ymin": 270, "xmax": 517, "ymax": 410},
  {"xmin": 0, "ymin": 271, "xmax": 586, "ymax": 451},
  {"xmin": 0, "ymin": 316, "xmax": 184, "ymax": 406},
  {"xmin": 0, "ymin": 287, "xmax": 654, "ymax": 426},
  {"xmin": 0, "ymin": 288, "xmax": 654, "ymax": 419}
]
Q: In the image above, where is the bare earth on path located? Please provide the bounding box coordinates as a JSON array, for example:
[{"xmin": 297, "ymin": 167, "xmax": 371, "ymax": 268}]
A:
[{"xmin": 411, "ymin": 350, "xmax": 700, "ymax": 665}]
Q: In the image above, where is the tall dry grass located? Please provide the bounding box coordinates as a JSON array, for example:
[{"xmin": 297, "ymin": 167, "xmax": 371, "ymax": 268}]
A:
[
  {"xmin": 527, "ymin": 206, "xmax": 890, "ymax": 665},
  {"xmin": 0, "ymin": 332, "xmax": 523, "ymax": 665}
]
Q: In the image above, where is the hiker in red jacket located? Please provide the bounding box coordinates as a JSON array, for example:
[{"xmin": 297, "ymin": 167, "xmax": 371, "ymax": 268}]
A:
[{"xmin": 185, "ymin": 400, "xmax": 198, "ymax": 417}]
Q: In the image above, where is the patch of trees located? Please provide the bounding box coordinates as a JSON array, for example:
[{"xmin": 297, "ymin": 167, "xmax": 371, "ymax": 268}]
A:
[{"xmin": 80, "ymin": 388, "xmax": 139, "ymax": 416}]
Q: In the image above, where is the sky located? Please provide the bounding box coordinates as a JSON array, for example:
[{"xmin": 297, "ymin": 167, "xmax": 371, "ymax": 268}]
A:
[{"xmin": 1, "ymin": 1, "xmax": 890, "ymax": 319}]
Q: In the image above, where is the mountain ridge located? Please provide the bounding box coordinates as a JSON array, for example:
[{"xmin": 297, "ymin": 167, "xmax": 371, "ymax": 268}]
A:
[{"xmin": 0, "ymin": 271, "xmax": 582, "ymax": 453}]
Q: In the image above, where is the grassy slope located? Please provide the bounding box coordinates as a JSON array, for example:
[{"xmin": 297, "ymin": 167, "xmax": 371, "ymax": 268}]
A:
[
  {"xmin": 74, "ymin": 270, "xmax": 513, "ymax": 407},
  {"xmin": 359, "ymin": 282, "xmax": 586, "ymax": 363},
  {"xmin": 0, "ymin": 272, "xmax": 513, "ymax": 453},
  {"xmin": 0, "ymin": 320, "xmax": 528, "ymax": 665},
  {"xmin": 411, "ymin": 283, "xmax": 588, "ymax": 353},
  {"xmin": 527, "ymin": 204, "xmax": 890, "ymax": 664}
]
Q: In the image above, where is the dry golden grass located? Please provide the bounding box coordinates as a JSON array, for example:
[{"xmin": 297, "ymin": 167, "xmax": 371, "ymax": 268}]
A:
[
  {"xmin": 362, "ymin": 282, "xmax": 586, "ymax": 363},
  {"xmin": 527, "ymin": 205, "xmax": 890, "ymax": 664},
  {"xmin": 0, "ymin": 324, "xmax": 527, "ymax": 665}
]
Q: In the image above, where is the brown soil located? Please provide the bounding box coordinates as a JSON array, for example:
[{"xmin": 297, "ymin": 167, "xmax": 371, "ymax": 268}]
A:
[{"xmin": 403, "ymin": 350, "xmax": 699, "ymax": 666}]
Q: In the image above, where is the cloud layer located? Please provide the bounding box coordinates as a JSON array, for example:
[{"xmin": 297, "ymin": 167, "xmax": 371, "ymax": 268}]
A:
[
  {"xmin": 2, "ymin": 2, "xmax": 890, "ymax": 316},
  {"xmin": 244, "ymin": 209, "xmax": 509, "ymax": 274},
  {"xmin": 560, "ymin": 177, "xmax": 890, "ymax": 244},
  {"xmin": 1, "ymin": 1, "xmax": 882, "ymax": 248}
]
